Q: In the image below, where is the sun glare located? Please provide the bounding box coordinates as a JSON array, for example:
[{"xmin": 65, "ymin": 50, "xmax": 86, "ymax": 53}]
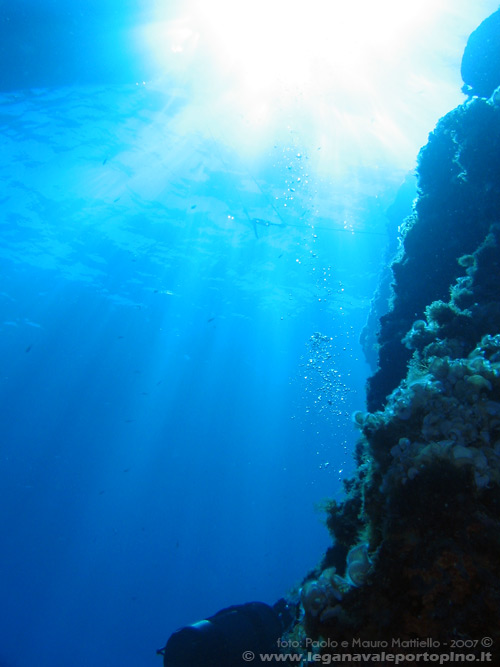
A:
[
  {"xmin": 137, "ymin": 0, "xmax": 498, "ymax": 171},
  {"xmin": 142, "ymin": 0, "xmax": 442, "ymax": 98},
  {"xmin": 194, "ymin": 0, "xmax": 438, "ymax": 91}
]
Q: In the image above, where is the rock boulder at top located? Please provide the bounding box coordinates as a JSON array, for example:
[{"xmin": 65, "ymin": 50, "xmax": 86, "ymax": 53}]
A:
[{"xmin": 461, "ymin": 8, "xmax": 500, "ymax": 98}]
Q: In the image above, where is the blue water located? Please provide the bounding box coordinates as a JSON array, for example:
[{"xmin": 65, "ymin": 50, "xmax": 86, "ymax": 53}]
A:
[{"xmin": 1, "ymin": 2, "xmax": 498, "ymax": 666}]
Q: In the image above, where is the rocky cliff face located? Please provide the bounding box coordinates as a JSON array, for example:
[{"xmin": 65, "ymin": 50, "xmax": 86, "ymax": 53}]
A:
[
  {"xmin": 368, "ymin": 94, "xmax": 500, "ymax": 412},
  {"xmin": 287, "ymin": 10, "xmax": 500, "ymax": 659}
]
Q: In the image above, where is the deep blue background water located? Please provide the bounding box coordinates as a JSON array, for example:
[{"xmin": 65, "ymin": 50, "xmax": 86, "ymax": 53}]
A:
[
  {"xmin": 1, "ymin": 2, "xmax": 499, "ymax": 665},
  {"xmin": 0, "ymin": 84, "xmax": 383, "ymax": 667}
]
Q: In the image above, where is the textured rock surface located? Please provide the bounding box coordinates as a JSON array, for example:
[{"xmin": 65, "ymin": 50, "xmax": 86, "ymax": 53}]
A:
[
  {"xmin": 287, "ymin": 13, "xmax": 500, "ymax": 660},
  {"xmin": 367, "ymin": 97, "xmax": 500, "ymax": 411}
]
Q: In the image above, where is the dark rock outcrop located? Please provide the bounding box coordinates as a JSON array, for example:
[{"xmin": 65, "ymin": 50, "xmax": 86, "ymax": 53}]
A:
[
  {"xmin": 461, "ymin": 8, "xmax": 500, "ymax": 98},
  {"xmin": 286, "ymin": 11, "xmax": 500, "ymax": 661},
  {"xmin": 367, "ymin": 97, "xmax": 500, "ymax": 411}
]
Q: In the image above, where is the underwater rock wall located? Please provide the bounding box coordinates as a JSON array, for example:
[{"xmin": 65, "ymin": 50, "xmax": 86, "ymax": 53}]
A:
[
  {"xmin": 367, "ymin": 94, "xmax": 500, "ymax": 412},
  {"xmin": 290, "ymin": 328, "xmax": 500, "ymax": 655},
  {"xmin": 288, "ymin": 11, "xmax": 500, "ymax": 661}
]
